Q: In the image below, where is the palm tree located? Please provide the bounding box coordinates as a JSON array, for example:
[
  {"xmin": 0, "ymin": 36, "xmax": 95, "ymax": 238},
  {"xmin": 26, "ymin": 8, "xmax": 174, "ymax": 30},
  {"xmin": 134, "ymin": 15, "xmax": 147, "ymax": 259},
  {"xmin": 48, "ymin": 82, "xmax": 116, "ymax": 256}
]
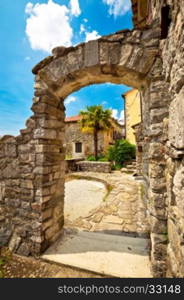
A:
[{"xmin": 79, "ymin": 105, "xmax": 112, "ymax": 160}]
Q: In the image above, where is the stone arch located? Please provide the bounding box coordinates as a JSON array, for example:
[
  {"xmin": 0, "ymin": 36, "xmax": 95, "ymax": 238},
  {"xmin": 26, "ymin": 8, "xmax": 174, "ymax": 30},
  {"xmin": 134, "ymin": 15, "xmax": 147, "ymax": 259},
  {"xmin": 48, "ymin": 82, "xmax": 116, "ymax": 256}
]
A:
[
  {"xmin": 0, "ymin": 26, "xmax": 165, "ymax": 275},
  {"xmin": 33, "ymin": 28, "xmax": 159, "ymax": 100},
  {"xmin": 30, "ymin": 27, "xmax": 160, "ymax": 250}
]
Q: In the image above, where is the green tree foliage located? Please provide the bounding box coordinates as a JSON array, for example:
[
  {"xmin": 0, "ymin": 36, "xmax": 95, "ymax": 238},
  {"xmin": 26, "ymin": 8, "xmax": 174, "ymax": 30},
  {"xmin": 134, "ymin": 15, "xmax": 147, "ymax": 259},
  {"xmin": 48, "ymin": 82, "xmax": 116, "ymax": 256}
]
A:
[
  {"xmin": 107, "ymin": 139, "xmax": 136, "ymax": 166},
  {"xmin": 79, "ymin": 105, "xmax": 112, "ymax": 160}
]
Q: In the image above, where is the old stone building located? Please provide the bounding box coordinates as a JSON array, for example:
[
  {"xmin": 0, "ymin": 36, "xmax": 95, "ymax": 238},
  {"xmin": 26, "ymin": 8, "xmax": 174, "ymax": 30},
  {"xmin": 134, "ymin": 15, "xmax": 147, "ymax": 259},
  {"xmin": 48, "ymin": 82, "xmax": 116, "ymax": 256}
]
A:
[
  {"xmin": 123, "ymin": 88, "xmax": 141, "ymax": 144},
  {"xmin": 0, "ymin": 0, "xmax": 184, "ymax": 277},
  {"xmin": 65, "ymin": 115, "xmax": 124, "ymax": 159}
]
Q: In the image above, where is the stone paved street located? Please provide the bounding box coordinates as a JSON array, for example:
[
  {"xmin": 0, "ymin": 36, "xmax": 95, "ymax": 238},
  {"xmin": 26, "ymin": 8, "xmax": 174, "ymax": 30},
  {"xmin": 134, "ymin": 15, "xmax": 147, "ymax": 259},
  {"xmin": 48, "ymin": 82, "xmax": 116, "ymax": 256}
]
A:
[
  {"xmin": 64, "ymin": 179, "xmax": 107, "ymax": 221},
  {"xmin": 65, "ymin": 171, "xmax": 149, "ymax": 237}
]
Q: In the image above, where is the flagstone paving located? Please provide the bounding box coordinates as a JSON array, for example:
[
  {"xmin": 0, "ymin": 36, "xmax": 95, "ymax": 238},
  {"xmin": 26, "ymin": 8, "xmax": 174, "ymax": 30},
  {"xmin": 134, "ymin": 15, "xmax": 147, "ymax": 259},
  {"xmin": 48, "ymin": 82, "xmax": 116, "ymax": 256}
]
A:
[
  {"xmin": 41, "ymin": 171, "xmax": 151, "ymax": 278},
  {"xmin": 43, "ymin": 229, "xmax": 152, "ymax": 278},
  {"xmin": 65, "ymin": 171, "xmax": 149, "ymax": 237}
]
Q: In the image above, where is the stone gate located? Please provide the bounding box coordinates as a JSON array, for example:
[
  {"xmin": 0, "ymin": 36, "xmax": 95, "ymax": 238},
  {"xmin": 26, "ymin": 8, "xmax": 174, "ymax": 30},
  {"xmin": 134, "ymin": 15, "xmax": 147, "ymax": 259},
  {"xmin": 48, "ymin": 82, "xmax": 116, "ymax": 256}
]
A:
[{"xmin": 0, "ymin": 0, "xmax": 184, "ymax": 277}]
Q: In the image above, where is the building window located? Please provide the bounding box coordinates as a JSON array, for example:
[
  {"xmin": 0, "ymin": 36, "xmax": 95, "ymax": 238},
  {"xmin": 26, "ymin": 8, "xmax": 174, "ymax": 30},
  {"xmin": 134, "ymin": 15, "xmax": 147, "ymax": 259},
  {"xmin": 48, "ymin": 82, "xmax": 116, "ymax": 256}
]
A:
[{"xmin": 75, "ymin": 142, "xmax": 82, "ymax": 153}]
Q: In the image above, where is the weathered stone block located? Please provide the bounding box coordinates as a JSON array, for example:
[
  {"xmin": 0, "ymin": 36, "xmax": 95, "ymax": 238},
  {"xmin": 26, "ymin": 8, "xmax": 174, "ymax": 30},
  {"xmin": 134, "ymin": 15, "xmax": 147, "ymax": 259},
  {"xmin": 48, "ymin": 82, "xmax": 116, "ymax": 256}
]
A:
[
  {"xmin": 119, "ymin": 44, "xmax": 133, "ymax": 66},
  {"xmin": 150, "ymin": 177, "xmax": 166, "ymax": 193},
  {"xmin": 45, "ymin": 223, "xmax": 61, "ymax": 240},
  {"xmin": 108, "ymin": 43, "xmax": 121, "ymax": 65},
  {"xmin": 20, "ymin": 180, "xmax": 33, "ymax": 189},
  {"xmin": 168, "ymin": 219, "xmax": 182, "ymax": 262},
  {"xmin": 149, "ymin": 142, "xmax": 165, "ymax": 160},
  {"xmin": 38, "ymin": 119, "xmax": 63, "ymax": 129},
  {"xmin": 150, "ymin": 107, "xmax": 168, "ymax": 124},
  {"xmin": 149, "ymin": 163, "xmax": 165, "ymax": 178},
  {"xmin": 169, "ymin": 87, "xmax": 184, "ymax": 149},
  {"xmin": 42, "ymin": 208, "xmax": 53, "ymax": 221},
  {"xmin": 2, "ymin": 159, "xmax": 20, "ymax": 178},
  {"xmin": 84, "ymin": 40, "xmax": 99, "ymax": 67},
  {"xmin": 149, "ymin": 122, "xmax": 163, "ymax": 136},
  {"xmin": 0, "ymin": 182, "xmax": 5, "ymax": 202},
  {"xmin": 5, "ymin": 144, "xmax": 17, "ymax": 157},
  {"xmin": 149, "ymin": 191, "xmax": 166, "ymax": 208},
  {"xmin": 9, "ymin": 232, "xmax": 21, "ymax": 252},
  {"xmin": 16, "ymin": 242, "xmax": 31, "ymax": 256},
  {"xmin": 150, "ymin": 216, "xmax": 167, "ymax": 234},
  {"xmin": 99, "ymin": 42, "xmax": 109, "ymax": 64},
  {"xmin": 76, "ymin": 161, "xmax": 111, "ymax": 173},
  {"xmin": 0, "ymin": 226, "xmax": 12, "ymax": 246},
  {"xmin": 34, "ymin": 128, "xmax": 57, "ymax": 140},
  {"xmin": 126, "ymin": 46, "xmax": 144, "ymax": 70}
]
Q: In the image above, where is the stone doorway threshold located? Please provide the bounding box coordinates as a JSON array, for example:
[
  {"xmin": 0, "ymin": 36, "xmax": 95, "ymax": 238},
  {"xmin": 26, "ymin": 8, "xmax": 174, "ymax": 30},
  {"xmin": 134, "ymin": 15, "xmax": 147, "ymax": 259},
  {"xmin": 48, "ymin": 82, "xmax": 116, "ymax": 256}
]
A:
[{"xmin": 42, "ymin": 229, "xmax": 152, "ymax": 278}]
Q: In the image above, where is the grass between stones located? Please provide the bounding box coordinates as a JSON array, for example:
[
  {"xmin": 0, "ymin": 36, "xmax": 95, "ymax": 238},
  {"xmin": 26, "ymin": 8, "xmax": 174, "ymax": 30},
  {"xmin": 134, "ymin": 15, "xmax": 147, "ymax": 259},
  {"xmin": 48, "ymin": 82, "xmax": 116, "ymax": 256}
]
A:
[{"xmin": 0, "ymin": 247, "xmax": 12, "ymax": 278}]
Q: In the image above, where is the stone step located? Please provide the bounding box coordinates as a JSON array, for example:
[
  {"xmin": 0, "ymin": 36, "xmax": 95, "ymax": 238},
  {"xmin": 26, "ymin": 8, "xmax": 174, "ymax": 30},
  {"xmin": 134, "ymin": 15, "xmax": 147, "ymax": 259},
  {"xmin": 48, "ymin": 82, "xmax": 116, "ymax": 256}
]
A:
[
  {"xmin": 126, "ymin": 164, "xmax": 136, "ymax": 168},
  {"xmin": 123, "ymin": 164, "xmax": 136, "ymax": 170},
  {"xmin": 42, "ymin": 230, "xmax": 152, "ymax": 278}
]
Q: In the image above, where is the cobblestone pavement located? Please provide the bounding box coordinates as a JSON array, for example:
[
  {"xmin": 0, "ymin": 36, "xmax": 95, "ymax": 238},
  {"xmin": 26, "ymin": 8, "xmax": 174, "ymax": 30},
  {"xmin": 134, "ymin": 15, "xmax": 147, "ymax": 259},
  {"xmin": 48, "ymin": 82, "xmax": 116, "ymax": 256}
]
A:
[
  {"xmin": 65, "ymin": 171, "xmax": 149, "ymax": 237},
  {"xmin": 2, "ymin": 171, "xmax": 149, "ymax": 278}
]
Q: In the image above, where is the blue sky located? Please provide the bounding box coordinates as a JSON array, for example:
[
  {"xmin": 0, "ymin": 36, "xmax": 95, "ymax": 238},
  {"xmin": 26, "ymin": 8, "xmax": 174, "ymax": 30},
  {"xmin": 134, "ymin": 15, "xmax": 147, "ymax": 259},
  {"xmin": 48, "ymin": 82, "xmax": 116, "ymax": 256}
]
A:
[{"xmin": 0, "ymin": 0, "xmax": 133, "ymax": 136}]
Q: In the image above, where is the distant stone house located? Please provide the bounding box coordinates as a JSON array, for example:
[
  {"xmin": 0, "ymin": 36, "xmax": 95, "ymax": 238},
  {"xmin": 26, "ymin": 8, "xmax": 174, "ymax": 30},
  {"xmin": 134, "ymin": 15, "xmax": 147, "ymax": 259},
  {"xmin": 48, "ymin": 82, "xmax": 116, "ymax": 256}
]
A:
[
  {"xmin": 122, "ymin": 89, "xmax": 142, "ymax": 145},
  {"xmin": 65, "ymin": 115, "xmax": 124, "ymax": 159}
]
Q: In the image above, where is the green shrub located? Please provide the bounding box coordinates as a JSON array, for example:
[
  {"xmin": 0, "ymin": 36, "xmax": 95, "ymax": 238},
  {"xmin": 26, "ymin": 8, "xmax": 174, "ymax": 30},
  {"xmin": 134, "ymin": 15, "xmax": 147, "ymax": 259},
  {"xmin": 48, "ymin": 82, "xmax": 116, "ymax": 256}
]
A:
[
  {"xmin": 87, "ymin": 154, "xmax": 108, "ymax": 162},
  {"xmin": 98, "ymin": 156, "xmax": 108, "ymax": 162},
  {"xmin": 111, "ymin": 163, "xmax": 122, "ymax": 170},
  {"xmin": 87, "ymin": 155, "xmax": 96, "ymax": 161},
  {"xmin": 107, "ymin": 139, "xmax": 136, "ymax": 166}
]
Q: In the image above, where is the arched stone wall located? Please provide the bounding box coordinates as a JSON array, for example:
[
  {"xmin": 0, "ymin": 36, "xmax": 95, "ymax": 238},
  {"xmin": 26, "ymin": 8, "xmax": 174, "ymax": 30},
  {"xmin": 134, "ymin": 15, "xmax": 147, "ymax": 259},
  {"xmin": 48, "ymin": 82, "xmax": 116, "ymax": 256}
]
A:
[{"xmin": 0, "ymin": 26, "xmax": 169, "ymax": 276}]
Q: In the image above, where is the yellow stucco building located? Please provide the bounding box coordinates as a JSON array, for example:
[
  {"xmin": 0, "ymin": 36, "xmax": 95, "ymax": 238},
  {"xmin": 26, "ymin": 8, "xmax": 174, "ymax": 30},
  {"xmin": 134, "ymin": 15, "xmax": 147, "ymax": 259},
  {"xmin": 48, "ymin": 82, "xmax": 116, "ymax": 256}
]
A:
[{"xmin": 122, "ymin": 89, "xmax": 141, "ymax": 145}]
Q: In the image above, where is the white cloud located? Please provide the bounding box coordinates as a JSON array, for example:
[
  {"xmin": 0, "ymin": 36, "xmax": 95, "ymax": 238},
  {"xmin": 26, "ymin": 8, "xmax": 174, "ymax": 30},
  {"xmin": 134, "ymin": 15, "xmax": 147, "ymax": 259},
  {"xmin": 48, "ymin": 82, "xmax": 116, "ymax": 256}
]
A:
[
  {"xmin": 85, "ymin": 30, "xmax": 101, "ymax": 42},
  {"xmin": 70, "ymin": 0, "xmax": 81, "ymax": 17},
  {"xmin": 25, "ymin": 2, "xmax": 33, "ymax": 14},
  {"xmin": 112, "ymin": 109, "xmax": 118, "ymax": 119},
  {"xmin": 111, "ymin": 109, "xmax": 125, "ymax": 123},
  {"xmin": 65, "ymin": 95, "xmax": 77, "ymax": 105},
  {"xmin": 25, "ymin": 0, "xmax": 73, "ymax": 53},
  {"xmin": 80, "ymin": 24, "xmax": 85, "ymax": 34},
  {"xmin": 79, "ymin": 23, "xmax": 101, "ymax": 42},
  {"xmin": 119, "ymin": 110, "xmax": 125, "ymax": 124},
  {"xmin": 83, "ymin": 18, "xmax": 88, "ymax": 23},
  {"xmin": 103, "ymin": 0, "xmax": 131, "ymax": 17}
]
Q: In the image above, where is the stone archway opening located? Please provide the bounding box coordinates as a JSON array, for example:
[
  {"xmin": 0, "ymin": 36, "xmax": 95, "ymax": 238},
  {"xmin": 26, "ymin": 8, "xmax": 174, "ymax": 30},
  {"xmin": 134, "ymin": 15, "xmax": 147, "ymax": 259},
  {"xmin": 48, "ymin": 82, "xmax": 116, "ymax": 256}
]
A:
[
  {"xmin": 1, "ymin": 26, "xmax": 166, "ymax": 277},
  {"xmin": 62, "ymin": 82, "xmax": 144, "ymax": 234},
  {"xmin": 31, "ymin": 28, "xmax": 159, "ymax": 270}
]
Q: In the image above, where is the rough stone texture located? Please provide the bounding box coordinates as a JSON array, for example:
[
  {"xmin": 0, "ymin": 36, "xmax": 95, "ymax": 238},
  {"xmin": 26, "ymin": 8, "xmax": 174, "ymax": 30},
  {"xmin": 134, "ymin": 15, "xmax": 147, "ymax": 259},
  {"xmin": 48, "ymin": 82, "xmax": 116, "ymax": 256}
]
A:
[
  {"xmin": 169, "ymin": 87, "xmax": 184, "ymax": 149},
  {"xmin": 76, "ymin": 161, "xmax": 112, "ymax": 173},
  {"xmin": 1, "ymin": 26, "xmax": 158, "ymax": 258},
  {"xmin": 65, "ymin": 172, "xmax": 149, "ymax": 237},
  {"xmin": 65, "ymin": 122, "xmax": 117, "ymax": 159},
  {"xmin": 133, "ymin": 122, "xmax": 143, "ymax": 175},
  {"xmin": 0, "ymin": 82, "xmax": 65, "ymax": 256},
  {"xmin": 159, "ymin": 0, "xmax": 184, "ymax": 278}
]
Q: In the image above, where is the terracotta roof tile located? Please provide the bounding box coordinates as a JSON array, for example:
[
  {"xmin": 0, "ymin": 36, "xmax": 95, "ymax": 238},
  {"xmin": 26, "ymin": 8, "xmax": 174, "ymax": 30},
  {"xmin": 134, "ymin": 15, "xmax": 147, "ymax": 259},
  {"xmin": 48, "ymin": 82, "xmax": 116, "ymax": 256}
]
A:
[{"xmin": 65, "ymin": 115, "xmax": 82, "ymax": 122}]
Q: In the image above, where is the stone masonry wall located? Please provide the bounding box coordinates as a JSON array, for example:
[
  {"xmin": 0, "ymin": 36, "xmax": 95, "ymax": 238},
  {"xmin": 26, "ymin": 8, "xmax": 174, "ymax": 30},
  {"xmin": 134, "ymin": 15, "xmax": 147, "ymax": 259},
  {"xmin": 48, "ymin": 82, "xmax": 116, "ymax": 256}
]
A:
[
  {"xmin": 161, "ymin": 0, "xmax": 184, "ymax": 277},
  {"xmin": 0, "ymin": 78, "xmax": 66, "ymax": 256},
  {"xmin": 138, "ymin": 0, "xmax": 184, "ymax": 277},
  {"xmin": 65, "ymin": 122, "xmax": 105, "ymax": 159},
  {"xmin": 0, "ymin": 26, "xmax": 161, "ymax": 259},
  {"xmin": 76, "ymin": 161, "xmax": 112, "ymax": 173}
]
